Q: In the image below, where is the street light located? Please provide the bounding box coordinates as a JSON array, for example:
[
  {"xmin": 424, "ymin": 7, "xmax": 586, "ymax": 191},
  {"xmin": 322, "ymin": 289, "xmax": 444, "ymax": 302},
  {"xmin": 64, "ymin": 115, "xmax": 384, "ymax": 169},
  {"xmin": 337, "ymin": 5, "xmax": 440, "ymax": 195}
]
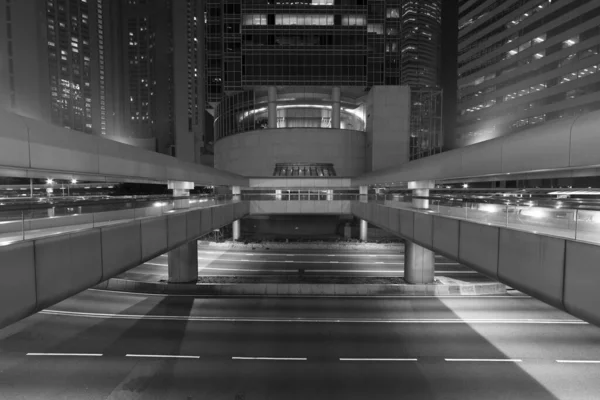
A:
[
  {"xmin": 463, "ymin": 183, "xmax": 469, "ymax": 189},
  {"xmin": 68, "ymin": 179, "xmax": 77, "ymax": 197}
]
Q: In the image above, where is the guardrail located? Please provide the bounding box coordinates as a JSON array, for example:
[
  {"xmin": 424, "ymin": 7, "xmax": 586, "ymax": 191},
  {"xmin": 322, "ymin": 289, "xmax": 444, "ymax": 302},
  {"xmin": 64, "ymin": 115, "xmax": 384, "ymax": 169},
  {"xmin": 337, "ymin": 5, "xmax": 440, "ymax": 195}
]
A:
[
  {"xmin": 0, "ymin": 195, "xmax": 235, "ymax": 245},
  {"xmin": 241, "ymin": 193, "xmax": 600, "ymax": 245}
]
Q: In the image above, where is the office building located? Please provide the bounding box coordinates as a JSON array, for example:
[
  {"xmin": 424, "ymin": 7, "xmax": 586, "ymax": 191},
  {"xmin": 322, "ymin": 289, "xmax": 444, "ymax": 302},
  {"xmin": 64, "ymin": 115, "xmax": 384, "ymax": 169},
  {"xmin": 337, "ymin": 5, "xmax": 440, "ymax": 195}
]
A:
[
  {"xmin": 205, "ymin": 0, "xmax": 442, "ymax": 176},
  {"xmin": 0, "ymin": 0, "xmax": 205, "ymax": 163},
  {"xmin": 0, "ymin": 0, "xmax": 126, "ymax": 136},
  {"xmin": 456, "ymin": 0, "xmax": 600, "ymax": 147}
]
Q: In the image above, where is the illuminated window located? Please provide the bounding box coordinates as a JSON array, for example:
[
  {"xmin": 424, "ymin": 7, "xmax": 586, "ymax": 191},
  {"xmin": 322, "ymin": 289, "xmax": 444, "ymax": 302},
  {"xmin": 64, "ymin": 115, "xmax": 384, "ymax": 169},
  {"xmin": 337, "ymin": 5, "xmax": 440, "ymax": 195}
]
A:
[
  {"xmin": 367, "ymin": 24, "xmax": 383, "ymax": 35},
  {"xmin": 386, "ymin": 8, "xmax": 399, "ymax": 19},
  {"xmin": 342, "ymin": 15, "xmax": 366, "ymax": 26},
  {"xmin": 242, "ymin": 14, "xmax": 267, "ymax": 26},
  {"xmin": 275, "ymin": 14, "xmax": 333, "ymax": 26}
]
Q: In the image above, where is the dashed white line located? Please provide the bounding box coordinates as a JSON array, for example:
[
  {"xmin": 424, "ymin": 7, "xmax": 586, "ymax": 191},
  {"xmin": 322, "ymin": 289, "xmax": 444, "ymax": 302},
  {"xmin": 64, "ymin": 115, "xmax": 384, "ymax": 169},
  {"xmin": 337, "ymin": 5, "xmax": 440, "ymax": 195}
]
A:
[
  {"xmin": 556, "ymin": 360, "xmax": 600, "ymax": 364},
  {"xmin": 330, "ymin": 261, "xmax": 339, "ymax": 264},
  {"xmin": 445, "ymin": 358, "xmax": 523, "ymax": 363},
  {"xmin": 26, "ymin": 353, "xmax": 102, "ymax": 357},
  {"xmin": 340, "ymin": 358, "xmax": 418, "ymax": 362},
  {"xmin": 126, "ymin": 354, "xmax": 200, "ymax": 359},
  {"xmin": 285, "ymin": 260, "xmax": 294, "ymax": 263},
  {"xmin": 232, "ymin": 357, "xmax": 306, "ymax": 361}
]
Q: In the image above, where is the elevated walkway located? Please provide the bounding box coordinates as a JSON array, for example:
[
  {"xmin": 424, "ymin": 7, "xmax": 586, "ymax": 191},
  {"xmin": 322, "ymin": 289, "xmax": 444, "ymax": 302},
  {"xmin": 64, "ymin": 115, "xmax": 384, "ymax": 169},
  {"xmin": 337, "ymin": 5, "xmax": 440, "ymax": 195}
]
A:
[
  {"xmin": 352, "ymin": 199, "xmax": 600, "ymax": 326},
  {"xmin": 0, "ymin": 110, "xmax": 247, "ymax": 186},
  {"xmin": 0, "ymin": 200, "xmax": 249, "ymax": 328}
]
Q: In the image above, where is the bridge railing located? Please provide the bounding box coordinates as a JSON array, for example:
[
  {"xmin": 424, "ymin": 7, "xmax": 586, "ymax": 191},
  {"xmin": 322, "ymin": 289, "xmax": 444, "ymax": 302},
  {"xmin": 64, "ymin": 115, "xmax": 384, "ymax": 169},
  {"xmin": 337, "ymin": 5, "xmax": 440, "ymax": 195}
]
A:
[{"xmin": 0, "ymin": 194, "xmax": 234, "ymax": 245}]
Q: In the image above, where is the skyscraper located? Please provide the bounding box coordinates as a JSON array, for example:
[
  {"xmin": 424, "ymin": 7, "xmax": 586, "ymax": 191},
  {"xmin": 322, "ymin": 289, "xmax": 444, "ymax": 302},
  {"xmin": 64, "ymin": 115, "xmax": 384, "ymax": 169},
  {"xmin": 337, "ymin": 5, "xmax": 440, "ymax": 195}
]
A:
[
  {"xmin": 205, "ymin": 0, "xmax": 443, "ymax": 176},
  {"xmin": 0, "ymin": 0, "xmax": 125, "ymax": 136},
  {"xmin": 0, "ymin": 0, "xmax": 205, "ymax": 163},
  {"xmin": 456, "ymin": 0, "xmax": 600, "ymax": 147}
]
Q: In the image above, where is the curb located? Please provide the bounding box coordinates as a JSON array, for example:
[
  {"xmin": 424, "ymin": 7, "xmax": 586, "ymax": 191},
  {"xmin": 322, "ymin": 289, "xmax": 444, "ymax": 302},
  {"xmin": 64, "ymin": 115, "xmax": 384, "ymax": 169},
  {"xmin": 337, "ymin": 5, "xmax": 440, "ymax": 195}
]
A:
[{"xmin": 94, "ymin": 278, "xmax": 507, "ymax": 297}]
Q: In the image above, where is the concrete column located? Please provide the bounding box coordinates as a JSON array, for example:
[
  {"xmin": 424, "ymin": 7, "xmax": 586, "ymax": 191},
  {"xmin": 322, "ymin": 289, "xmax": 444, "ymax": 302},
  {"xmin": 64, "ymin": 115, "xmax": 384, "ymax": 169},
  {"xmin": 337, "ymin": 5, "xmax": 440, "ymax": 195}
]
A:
[
  {"xmin": 268, "ymin": 86, "xmax": 277, "ymax": 129},
  {"xmin": 168, "ymin": 241, "xmax": 198, "ymax": 283},
  {"xmin": 232, "ymin": 185, "xmax": 241, "ymax": 202},
  {"xmin": 169, "ymin": 181, "xmax": 194, "ymax": 209},
  {"xmin": 404, "ymin": 240, "xmax": 435, "ymax": 284},
  {"xmin": 405, "ymin": 180, "xmax": 435, "ymax": 284},
  {"xmin": 408, "ymin": 180, "xmax": 435, "ymax": 209},
  {"xmin": 232, "ymin": 219, "xmax": 240, "ymax": 241},
  {"xmin": 360, "ymin": 219, "xmax": 368, "ymax": 242},
  {"xmin": 359, "ymin": 185, "xmax": 368, "ymax": 203},
  {"xmin": 332, "ymin": 86, "xmax": 341, "ymax": 129}
]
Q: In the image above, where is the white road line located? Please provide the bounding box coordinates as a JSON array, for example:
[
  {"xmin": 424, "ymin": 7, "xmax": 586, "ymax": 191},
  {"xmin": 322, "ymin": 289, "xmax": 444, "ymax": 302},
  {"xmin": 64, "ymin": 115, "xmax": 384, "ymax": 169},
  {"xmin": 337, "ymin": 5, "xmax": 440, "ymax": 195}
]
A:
[
  {"xmin": 126, "ymin": 354, "xmax": 200, "ymax": 359},
  {"xmin": 147, "ymin": 260, "xmax": 461, "ymax": 267},
  {"xmin": 26, "ymin": 353, "xmax": 103, "ymax": 357},
  {"xmin": 445, "ymin": 358, "xmax": 523, "ymax": 363},
  {"xmin": 556, "ymin": 360, "xmax": 600, "ymax": 364},
  {"xmin": 232, "ymin": 357, "xmax": 306, "ymax": 361},
  {"xmin": 340, "ymin": 358, "xmax": 417, "ymax": 362},
  {"xmin": 87, "ymin": 288, "xmax": 532, "ymax": 299},
  {"xmin": 376, "ymin": 262, "xmax": 384, "ymax": 264},
  {"xmin": 40, "ymin": 311, "xmax": 586, "ymax": 325},
  {"xmin": 285, "ymin": 260, "xmax": 294, "ymax": 263},
  {"xmin": 330, "ymin": 261, "xmax": 339, "ymax": 263}
]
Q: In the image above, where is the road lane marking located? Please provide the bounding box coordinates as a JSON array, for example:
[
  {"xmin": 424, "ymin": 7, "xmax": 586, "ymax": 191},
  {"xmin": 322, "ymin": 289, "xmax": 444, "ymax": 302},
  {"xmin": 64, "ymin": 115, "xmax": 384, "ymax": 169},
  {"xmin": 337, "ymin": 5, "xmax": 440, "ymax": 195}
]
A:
[
  {"xmin": 27, "ymin": 353, "xmax": 103, "ymax": 357},
  {"xmin": 285, "ymin": 260, "xmax": 294, "ymax": 263},
  {"xmin": 148, "ymin": 260, "xmax": 462, "ymax": 267},
  {"xmin": 340, "ymin": 358, "xmax": 417, "ymax": 362},
  {"xmin": 40, "ymin": 310, "xmax": 585, "ymax": 325},
  {"xmin": 126, "ymin": 354, "xmax": 200, "ymax": 359},
  {"xmin": 445, "ymin": 358, "xmax": 522, "ymax": 363},
  {"xmin": 232, "ymin": 357, "xmax": 306, "ymax": 361},
  {"xmin": 556, "ymin": 360, "xmax": 600, "ymax": 364},
  {"xmin": 330, "ymin": 261, "xmax": 339, "ymax": 263}
]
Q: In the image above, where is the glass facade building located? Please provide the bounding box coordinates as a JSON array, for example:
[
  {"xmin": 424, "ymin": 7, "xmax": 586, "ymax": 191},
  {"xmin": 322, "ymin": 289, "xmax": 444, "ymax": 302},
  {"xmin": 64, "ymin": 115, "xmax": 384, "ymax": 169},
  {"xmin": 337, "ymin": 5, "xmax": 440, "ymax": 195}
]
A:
[
  {"xmin": 456, "ymin": 0, "xmax": 600, "ymax": 147},
  {"xmin": 206, "ymin": 0, "xmax": 442, "ymax": 160}
]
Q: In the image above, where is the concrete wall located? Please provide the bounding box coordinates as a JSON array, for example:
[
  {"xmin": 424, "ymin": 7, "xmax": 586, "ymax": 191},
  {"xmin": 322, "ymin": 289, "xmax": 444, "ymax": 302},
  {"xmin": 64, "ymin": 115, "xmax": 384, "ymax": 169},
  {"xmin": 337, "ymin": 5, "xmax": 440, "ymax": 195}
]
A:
[
  {"xmin": 0, "ymin": 202, "xmax": 250, "ymax": 329},
  {"xmin": 351, "ymin": 201, "xmax": 600, "ymax": 327},
  {"xmin": 0, "ymin": 110, "xmax": 247, "ymax": 186},
  {"xmin": 365, "ymin": 86, "xmax": 411, "ymax": 172},
  {"xmin": 354, "ymin": 109, "xmax": 600, "ymax": 185},
  {"xmin": 214, "ymin": 128, "xmax": 365, "ymax": 177}
]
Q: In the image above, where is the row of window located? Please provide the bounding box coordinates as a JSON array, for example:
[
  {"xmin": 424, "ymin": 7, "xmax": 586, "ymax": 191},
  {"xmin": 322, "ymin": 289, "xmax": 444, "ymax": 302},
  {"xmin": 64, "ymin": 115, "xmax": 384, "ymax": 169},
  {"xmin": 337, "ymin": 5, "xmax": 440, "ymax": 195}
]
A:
[
  {"xmin": 459, "ymin": 26, "xmax": 600, "ymax": 104},
  {"xmin": 458, "ymin": 63, "xmax": 600, "ymax": 129}
]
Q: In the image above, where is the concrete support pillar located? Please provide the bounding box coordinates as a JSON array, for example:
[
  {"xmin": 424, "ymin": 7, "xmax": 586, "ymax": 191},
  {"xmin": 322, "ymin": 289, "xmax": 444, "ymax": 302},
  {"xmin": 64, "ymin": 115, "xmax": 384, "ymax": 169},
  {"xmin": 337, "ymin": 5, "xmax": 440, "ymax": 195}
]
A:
[
  {"xmin": 232, "ymin": 185, "xmax": 241, "ymax": 202},
  {"xmin": 359, "ymin": 185, "xmax": 368, "ymax": 203},
  {"xmin": 360, "ymin": 219, "xmax": 368, "ymax": 242},
  {"xmin": 169, "ymin": 181, "xmax": 194, "ymax": 209},
  {"xmin": 404, "ymin": 241, "xmax": 435, "ymax": 284},
  {"xmin": 168, "ymin": 241, "xmax": 198, "ymax": 283},
  {"xmin": 268, "ymin": 86, "xmax": 277, "ymax": 129},
  {"xmin": 405, "ymin": 180, "xmax": 436, "ymax": 284},
  {"xmin": 408, "ymin": 180, "xmax": 435, "ymax": 209},
  {"xmin": 332, "ymin": 86, "xmax": 341, "ymax": 129},
  {"xmin": 232, "ymin": 219, "xmax": 240, "ymax": 241}
]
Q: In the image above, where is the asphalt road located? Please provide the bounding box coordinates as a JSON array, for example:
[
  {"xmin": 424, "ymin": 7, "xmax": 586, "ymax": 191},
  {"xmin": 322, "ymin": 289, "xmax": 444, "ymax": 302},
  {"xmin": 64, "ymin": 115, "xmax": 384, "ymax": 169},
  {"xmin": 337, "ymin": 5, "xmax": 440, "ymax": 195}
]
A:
[
  {"xmin": 118, "ymin": 245, "xmax": 486, "ymax": 283},
  {"xmin": 0, "ymin": 290, "xmax": 599, "ymax": 399}
]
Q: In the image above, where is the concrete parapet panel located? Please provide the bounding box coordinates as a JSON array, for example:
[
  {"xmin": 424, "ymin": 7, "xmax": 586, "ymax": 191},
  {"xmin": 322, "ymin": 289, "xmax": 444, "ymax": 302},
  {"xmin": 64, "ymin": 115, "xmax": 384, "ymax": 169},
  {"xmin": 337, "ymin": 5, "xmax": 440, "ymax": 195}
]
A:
[
  {"xmin": 413, "ymin": 213, "xmax": 433, "ymax": 248},
  {"xmin": 458, "ymin": 221, "xmax": 499, "ymax": 280},
  {"xmin": 398, "ymin": 209, "xmax": 415, "ymax": 239},
  {"xmin": 140, "ymin": 217, "xmax": 168, "ymax": 260},
  {"xmin": 0, "ymin": 242, "xmax": 36, "ymax": 328},
  {"xmin": 100, "ymin": 221, "xmax": 142, "ymax": 280},
  {"xmin": 366, "ymin": 204, "xmax": 377, "ymax": 227},
  {"xmin": 375, "ymin": 205, "xmax": 390, "ymax": 231},
  {"xmin": 167, "ymin": 213, "xmax": 188, "ymax": 249},
  {"xmin": 564, "ymin": 240, "xmax": 600, "ymax": 325},
  {"xmin": 432, "ymin": 216, "xmax": 459, "ymax": 259},
  {"xmin": 501, "ymin": 117, "xmax": 572, "ymax": 174},
  {"xmin": 35, "ymin": 230, "xmax": 102, "ymax": 309},
  {"xmin": 570, "ymin": 110, "xmax": 600, "ymax": 167},
  {"xmin": 498, "ymin": 230, "xmax": 565, "ymax": 309},
  {"xmin": 0, "ymin": 111, "xmax": 30, "ymax": 168},
  {"xmin": 186, "ymin": 210, "xmax": 202, "ymax": 240},
  {"xmin": 387, "ymin": 208, "xmax": 400, "ymax": 234},
  {"xmin": 27, "ymin": 117, "xmax": 100, "ymax": 175},
  {"xmin": 199, "ymin": 208, "xmax": 212, "ymax": 235}
]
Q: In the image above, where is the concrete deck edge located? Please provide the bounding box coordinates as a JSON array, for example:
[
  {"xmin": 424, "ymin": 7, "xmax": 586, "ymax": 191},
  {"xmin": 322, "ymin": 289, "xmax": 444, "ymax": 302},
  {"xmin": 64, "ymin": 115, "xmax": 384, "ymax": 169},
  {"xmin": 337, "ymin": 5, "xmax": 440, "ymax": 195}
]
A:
[{"xmin": 93, "ymin": 278, "xmax": 507, "ymax": 297}]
